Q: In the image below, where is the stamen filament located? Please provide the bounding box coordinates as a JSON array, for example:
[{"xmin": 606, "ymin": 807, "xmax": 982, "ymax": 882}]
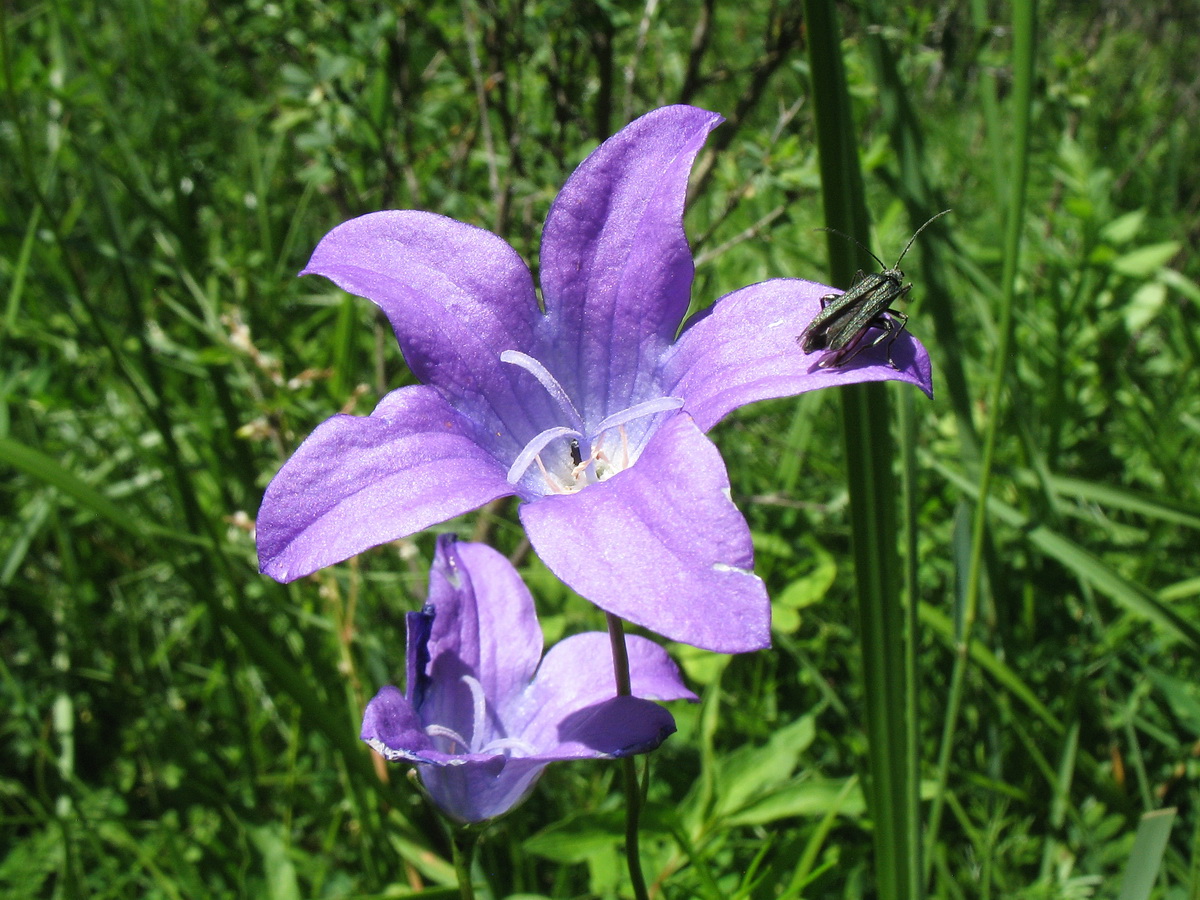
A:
[
  {"xmin": 537, "ymin": 454, "xmax": 572, "ymax": 493},
  {"xmin": 423, "ymin": 675, "xmax": 534, "ymax": 760}
]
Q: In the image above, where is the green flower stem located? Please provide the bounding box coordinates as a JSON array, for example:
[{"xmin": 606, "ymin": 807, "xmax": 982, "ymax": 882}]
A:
[
  {"xmin": 449, "ymin": 826, "xmax": 479, "ymax": 900},
  {"xmin": 607, "ymin": 613, "xmax": 650, "ymax": 900},
  {"xmin": 607, "ymin": 613, "xmax": 634, "ymax": 696}
]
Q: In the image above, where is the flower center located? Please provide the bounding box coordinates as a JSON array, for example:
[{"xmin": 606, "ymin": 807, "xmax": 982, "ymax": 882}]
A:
[
  {"xmin": 501, "ymin": 350, "xmax": 684, "ymax": 495},
  {"xmin": 424, "ymin": 674, "xmax": 536, "ymax": 758}
]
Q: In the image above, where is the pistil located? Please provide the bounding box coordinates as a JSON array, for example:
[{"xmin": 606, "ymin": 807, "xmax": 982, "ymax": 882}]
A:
[{"xmin": 500, "ymin": 348, "xmax": 687, "ymax": 495}]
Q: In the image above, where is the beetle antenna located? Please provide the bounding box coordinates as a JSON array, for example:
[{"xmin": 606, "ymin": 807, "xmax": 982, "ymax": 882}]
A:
[
  {"xmin": 815, "ymin": 227, "xmax": 887, "ymax": 271},
  {"xmin": 893, "ymin": 209, "xmax": 952, "ymax": 267}
]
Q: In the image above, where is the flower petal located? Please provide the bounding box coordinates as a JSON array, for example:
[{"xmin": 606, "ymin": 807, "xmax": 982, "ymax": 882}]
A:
[
  {"xmin": 510, "ymin": 632, "xmax": 695, "ymax": 750},
  {"xmin": 421, "ymin": 538, "xmax": 543, "ymax": 726},
  {"xmin": 257, "ymin": 386, "xmax": 515, "ymax": 582},
  {"xmin": 537, "ymin": 105, "xmax": 723, "ymax": 420},
  {"xmin": 418, "ymin": 757, "xmax": 547, "ymax": 824},
  {"xmin": 527, "ymin": 632, "xmax": 696, "ymax": 710},
  {"xmin": 361, "ymin": 685, "xmax": 435, "ymax": 763},
  {"xmin": 519, "ymin": 413, "xmax": 770, "ymax": 653},
  {"xmin": 412, "ymin": 692, "xmax": 677, "ymax": 823},
  {"xmin": 301, "ymin": 210, "xmax": 555, "ymax": 459},
  {"xmin": 662, "ymin": 279, "xmax": 935, "ymax": 432},
  {"xmin": 554, "ymin": 695, "xmax": 677, "ymax": 756}
]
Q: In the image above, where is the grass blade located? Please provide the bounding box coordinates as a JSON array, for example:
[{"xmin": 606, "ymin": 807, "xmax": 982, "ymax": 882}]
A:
[
  {"xmin": 927, "ymin": 0, "xmax": 1039, "ymax": 867},
  {"xmin": 804, "ymin": 2, "xmax": 921, "ymax": 897}
]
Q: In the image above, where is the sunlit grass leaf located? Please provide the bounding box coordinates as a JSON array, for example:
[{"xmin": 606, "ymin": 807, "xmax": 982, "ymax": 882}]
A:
[
  {"xmin": 1125, "ymin": 282, "xmax": 1168, "ymax": 333},
  {"xmin": 1014, "ymin": 471, "xmax": 1200, "ymax": 530},
  {"xmin": 1159, "ymin": 268, "xmax": 1200, "ymax": 305},
  {"xmin": 724, "ymin": 776, "xmax": 866, "ymax": 828},
  {"xmin": 1100, "ymin": 209, "xmax": 1147, "ymax": 245},
  {"xmin": 523, "ymin": 809, "xmax": 624, "ymax": 864},
  {"xmin": 0, "ymin": 434, "xmax": 203, "ymax": 546},
  {"xmin": 250, "ymin": 825, "xmax": 301, "ymax": 900},
  {"xmin": 712, "ymin": 714, "xmax": 816, "ymax": 819},
  {"xmin": 1116, "ymin": 808, "xmax": 1175, "ymax": 900},
  {"xmin": 1111, "ymin": 241, "xmax": 1183, "ymax": 278}
]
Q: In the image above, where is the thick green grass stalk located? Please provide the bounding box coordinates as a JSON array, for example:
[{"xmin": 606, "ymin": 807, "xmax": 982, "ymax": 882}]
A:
[
  {"xmin": 803, "ymin": 2, "xmax": 922, "ymax": 898},
  {"xmin": 857, "ymin": 0, "xmax": 977, "ymax": 464},
  {"xmin": 925, "ymin": 0, "xmax": 1038, "ymax": 869}
]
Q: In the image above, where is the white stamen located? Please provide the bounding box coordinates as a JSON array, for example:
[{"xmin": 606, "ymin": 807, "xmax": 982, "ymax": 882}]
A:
[
  {"xmin": 501, "ymin": 350, "xmax": 585, "ymax": 431},
  {"xmin": 507, "ymin": 425, "xmax": 581, "ymax": 484},
  {"xmin": 534, "ymin": 455, "xmax": 567, "ymax": 493},
  {"xmin": 501, "ymin": 353, "xmax": 684, "ymax": 492}
]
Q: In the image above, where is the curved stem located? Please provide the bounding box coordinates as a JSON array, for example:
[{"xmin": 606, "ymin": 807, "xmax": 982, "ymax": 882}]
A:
[
  {"xmin": 606, "ymin": 613, "xmax": 649, "ymax": 900},
  {"xmin": 607, "ymin": 613, "xmax": 633, "ymax": 696}
]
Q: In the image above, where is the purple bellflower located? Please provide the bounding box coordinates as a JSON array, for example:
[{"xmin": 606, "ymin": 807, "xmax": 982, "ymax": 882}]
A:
[
  {"xmin": 258, "ymin": 105, "xmax": 933, "ymax": 654},
  {"xmin": 361, "ymin": 536, "xmax": 696, "ymax": 824}
]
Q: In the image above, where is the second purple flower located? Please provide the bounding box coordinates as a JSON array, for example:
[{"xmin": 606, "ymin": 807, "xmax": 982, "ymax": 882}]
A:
[{"xmin": 361, "ymin": 536, "xmax": 694, "ymax": 823}]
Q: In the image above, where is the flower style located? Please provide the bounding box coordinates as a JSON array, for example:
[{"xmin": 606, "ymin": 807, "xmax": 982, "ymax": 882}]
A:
[
  {"xmin": 258, "ymin": 105, "xmax": 933, "ymax": 653},
  {"xmin": 361, "ymin": 536, "xmax": 696, "ymax": 824}
]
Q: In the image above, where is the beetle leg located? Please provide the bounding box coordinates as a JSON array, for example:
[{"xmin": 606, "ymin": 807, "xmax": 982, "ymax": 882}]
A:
[{"xmin": 881, "ymin": 310, "xmax": 909, "ymax": 369}]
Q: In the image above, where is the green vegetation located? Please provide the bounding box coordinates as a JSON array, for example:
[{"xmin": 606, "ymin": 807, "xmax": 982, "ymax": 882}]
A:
[{"xmin": 3, "ymin": 1, "xmax": 1199, "ymax": 897}]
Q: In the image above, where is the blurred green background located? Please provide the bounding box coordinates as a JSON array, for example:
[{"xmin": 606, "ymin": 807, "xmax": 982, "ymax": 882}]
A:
[{"xmin": 3, "ymin": 1, "xmax": 1199, "ymax": 897}]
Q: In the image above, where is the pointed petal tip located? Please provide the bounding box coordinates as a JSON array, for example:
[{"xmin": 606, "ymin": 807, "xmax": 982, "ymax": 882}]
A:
[
  {"xmin": 360, "ymin": 685, "xmax": 436, "ymax": 760},
  {"xmin": 555, "ymin": 695, "xmax": 679, "ymax": 757},
  {"xmin": 254, "ymin": 387, "xmax": 517, "ymax": 585},
  {"xmin": 360, "ymin": 687, "xmax": 396, "ymax": 741},
  {"xmin": 257, "ymin": 553, "xmax": 297, "ymax": 584},
  {"xmin": 610, "ymin": 719, "xmax": 677, "ymax": 758}
]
